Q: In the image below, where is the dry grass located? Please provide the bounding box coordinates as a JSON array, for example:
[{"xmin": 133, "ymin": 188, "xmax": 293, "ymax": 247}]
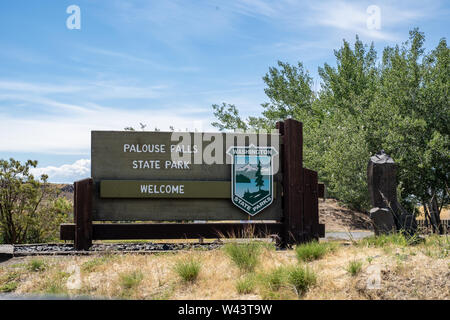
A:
[{"xmin": 0, "ymin": 237, "xmax": 448, "ymax": 300}]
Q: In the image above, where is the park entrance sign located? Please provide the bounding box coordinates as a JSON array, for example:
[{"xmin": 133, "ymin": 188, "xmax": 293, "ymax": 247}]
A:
[
  {"xmin": 60, "ymin": 119, "xmax": 325, "ymax": 250},
  {"xmin": 90, "ymin": 129, "xmax": 282, "ymax": 221}
]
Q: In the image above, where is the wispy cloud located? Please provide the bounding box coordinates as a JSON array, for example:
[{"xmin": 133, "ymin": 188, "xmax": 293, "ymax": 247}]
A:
[
  {"xmin": 108, "ymin": 0, "xmax": 236, "ymax": 47},
  {"xmin": 0, "ymin": 79, "xmax": 168, "ymax": 105},
  {"xmin": 0, "ymin": 105, "xmax": 214, "ymax": 154},
  {"xmin": 224, "ymin": 0, "xmax": 439, "ymax": 41},
  {"xmin": 82, "ymin": 46, "xmax": 200, "ymax": 73},
  {"xmin": 0, "ymin": 81, "xmax": 85, "ymax": 94},
  {"xmin": 0, "ymin": 77, "xmax": 217, "ymax": 154},
  {"xmin": 305, "ymin": 1, "xmax": 432, "ymax": 41},
  {"xmin": 0, "ymin": 93, "xmax": 93, "ymax": 114}
]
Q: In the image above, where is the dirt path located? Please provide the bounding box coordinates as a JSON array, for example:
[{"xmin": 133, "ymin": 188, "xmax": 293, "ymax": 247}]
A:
[{"xmin": 319, "ymin": 198, "xmax": 373, "ymax": 232}]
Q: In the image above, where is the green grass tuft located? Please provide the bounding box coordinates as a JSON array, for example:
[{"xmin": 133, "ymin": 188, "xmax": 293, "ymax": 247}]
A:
[
  {"xmin": 223, "ymin": 242, "xmax": 262, "ymax": 273},
  {"xmin": 119, "ymin": 271, "xmax": 144, "ymax": 290},
  {"xmin": 263, "ymin": 267, "xmax": 287, "ymax": 291},
  {"xmin": 347, "ymin": 260, "xmax": 363, "ymax": 276},
  {"xmin": 173, "ymin": 258, "xmax": 201, "ymax": 283},
  {"xmin": 295, "ymin": 241, "xmax": 334, "ymax": 262},
  {"xmin": 286, "ymin": 265, "xmax": 317, "ymax": 296},
  {"xmin": 81, "ymin": 255, "xmax": 117, "ymax": 273},
  {"xmin": 0, "ymin": 271, "xmax": 21, "ymax": 293},
  {"xmin": 259, "ymin": 265, "xmax": 317, "ymax": 298},
  {"xmin": 0, "ymin": 281, "xmax": 18, "ymax": 293},
  {"xmin": 41, "ymin": 271, "xmax": 70, "ymax": 295},
  {"xmin": 28, "ymin": 259, "xmax": 46, "ymax": 272},
  {"xmin": 422, "ymin": 235, "xmax": 449, "ymax": 258},
  {"xmin": 359, "ymin": 232, "xmax": 420, "ymax": 248},
  {"xmin": 235, "ymin": 275, "xmax": 256, "ymax": 294}
]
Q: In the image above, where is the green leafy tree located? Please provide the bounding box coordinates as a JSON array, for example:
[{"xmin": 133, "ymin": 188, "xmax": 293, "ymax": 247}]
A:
[
  {"xmin": 373, "ymin": 29, "xmax": 449, "ymax": 232},
  {"xmin": 0, "ymin": 158, "xmax": 71, "ymax": 243},
  {"xmin": 211, "ymin": 29, "xmax": 449, "ymax": 232},
  {"xmin": 212, "ymin": 103, "xmax": 249, "ymax": 131}
]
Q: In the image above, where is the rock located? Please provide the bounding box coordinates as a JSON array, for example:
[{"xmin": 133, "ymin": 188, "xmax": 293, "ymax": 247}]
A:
[
  {"xmin": 10, "ymin": 242, "xmax": 226, "ymax": 255},
  {"xmin": 369, "ymin": 207, "xmax": 396, "ymax": 235},
  {"xmin": 61, "ymin": 184, "xmax": 74, "ymax": 193}
]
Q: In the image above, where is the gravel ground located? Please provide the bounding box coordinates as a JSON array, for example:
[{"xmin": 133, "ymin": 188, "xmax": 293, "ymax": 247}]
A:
[
  {"xmin": 325, "ymin": 231, "xmax": 374, "ymax": 240},
  {"xmin": 9, "ymin": 231, "xmax": 374, "ymax": 256},
  {"xmin": 12, "ymin": 242, "xmax": 224, "ymax": 255}
]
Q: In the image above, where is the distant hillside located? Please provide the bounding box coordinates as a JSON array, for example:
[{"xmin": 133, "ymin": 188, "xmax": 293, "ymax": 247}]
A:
[{"xmin": 52, "ymin": 184, "xmax": 74, "ymax": 201}]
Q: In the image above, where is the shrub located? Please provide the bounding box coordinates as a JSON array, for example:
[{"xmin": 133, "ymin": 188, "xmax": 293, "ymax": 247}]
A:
[
  {"xmin": 347, "ymin": 260, "xmax": 363, "ymax": 276},
  {"xmin": 223, "ymin": 242, "xmax": 262, "ymax": 273},
  {"xmin": 173, "ymin": 258, "xmax": 201, "ymax": 282},
  {"xmin": 0, "ymin": 158, "xmax": 72, "ymax": 244},
  {"xmin": 295, "ymin": 241, "xmax": 331, "ymax": 262},
  {"xmin": 287, "ymin": 266, "xmax": 317, "ymax": 296}
]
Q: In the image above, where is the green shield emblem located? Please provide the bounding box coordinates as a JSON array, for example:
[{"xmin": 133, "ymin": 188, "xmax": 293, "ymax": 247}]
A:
[{"xmin": 226, "ymin": 145, "xmax": 278, "ymax": 216}]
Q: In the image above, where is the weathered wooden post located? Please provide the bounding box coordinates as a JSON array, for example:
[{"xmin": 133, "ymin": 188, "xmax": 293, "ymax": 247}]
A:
[
  {"xmin": 74, "ymin": 178, "xmax": 93, "ymax": 250},
  {"xmin": 276, "ymin": 119, "xmax": 323, "ymax": 246},
  {"xmin": 367, "ymin": 150, "xmax": 397, "ymax": 234},
  {"xmin": 277, "ymin": 120, "xmax": 301, "ymax": 245},
  {"xmin": 303, "ymin": 168, "xmax": 320, "ymax": 241},
  {"xmin": 367, "ymin": 150, "xmax": 416, "ymax": 235}
]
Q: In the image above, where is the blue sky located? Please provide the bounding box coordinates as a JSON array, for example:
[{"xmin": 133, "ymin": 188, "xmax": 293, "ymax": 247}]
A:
[{"xmin": 0, "ymin": 0, "xmax": 448, "ymax": 182}]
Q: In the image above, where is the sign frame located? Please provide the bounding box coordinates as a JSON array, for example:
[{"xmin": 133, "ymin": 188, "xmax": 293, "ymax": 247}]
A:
[{"xmin": 60, "ymin": 119, "xmax": 325, "ymax": 249}]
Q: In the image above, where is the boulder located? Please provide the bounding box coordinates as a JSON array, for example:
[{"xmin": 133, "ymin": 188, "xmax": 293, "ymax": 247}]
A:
[{"xmin": 369, "ymin": 207, "xmax": 396, "ymax": 235}]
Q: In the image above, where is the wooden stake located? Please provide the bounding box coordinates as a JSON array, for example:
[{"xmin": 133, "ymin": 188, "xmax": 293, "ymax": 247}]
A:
[{"xmin": 74, "ymin": 178, "xmax": 93, "ymax": 250}]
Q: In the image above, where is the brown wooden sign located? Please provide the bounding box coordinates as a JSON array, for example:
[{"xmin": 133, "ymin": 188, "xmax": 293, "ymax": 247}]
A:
[
  {"xmin": 60, "ymin": 119, "xmax": 325, "ymax": 249},
  {"xmin": 90, "ymin": 130, "xmax": 282, "ymax": 221}
]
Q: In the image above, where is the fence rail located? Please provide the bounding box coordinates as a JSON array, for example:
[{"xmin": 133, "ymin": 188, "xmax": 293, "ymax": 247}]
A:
[{"xmin": 416, "ymin": 219, "xmax": 450, "ymax": 232}]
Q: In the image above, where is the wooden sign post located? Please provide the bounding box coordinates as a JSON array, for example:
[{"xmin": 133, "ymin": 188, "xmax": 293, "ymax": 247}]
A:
[{"xmin": 61, "ymin": 119, "xmax": 324, "ymax": 250}]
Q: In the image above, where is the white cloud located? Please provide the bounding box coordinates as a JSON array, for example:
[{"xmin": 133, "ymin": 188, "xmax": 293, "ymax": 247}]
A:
[
  {"xmin": 0, "ymin": 77, "xmax": 221, "ymax": 155},
  {"xmin": 0, "ymin": 104, "xmax": 215, "ymax": 154},
  {"xmin": 0, "ymin": 81, "xmax": 85, "ymax": 94},
  {"xmin": 0, "ymin": 80, "xmax": 168, "ymax": 102},
  {"xmin": 225, "ymin": 0, "xmax": 439, "ymax": 42},
  {"xmin": 82, "ymin": 47, "xmax": 200, "ymax": 73},
  {"xmin": 30, "ymin": 159, "xmax": 91, "ymax": 183},
  {"xmin": 306, "ymin": 1, "xmax": 403, "ymax": 41}
]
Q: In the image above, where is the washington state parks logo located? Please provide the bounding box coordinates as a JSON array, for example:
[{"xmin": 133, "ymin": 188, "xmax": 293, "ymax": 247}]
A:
[{"xmin": 227, "ymin": 145, "xmax": 278, "ymax": 216}]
